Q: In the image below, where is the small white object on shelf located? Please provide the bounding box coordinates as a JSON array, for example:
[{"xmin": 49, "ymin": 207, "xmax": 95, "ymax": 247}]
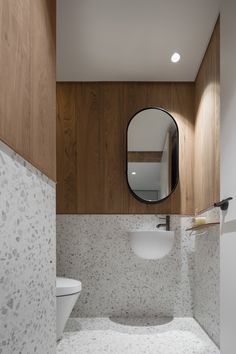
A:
[{"xmin": 192, "ymin": 216, "xmax": 207, "ymax": 226}]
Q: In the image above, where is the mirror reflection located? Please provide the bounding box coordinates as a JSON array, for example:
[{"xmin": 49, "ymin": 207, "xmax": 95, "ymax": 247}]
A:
[{"xmin": 127, "ymin": 108, "xmax": 178, "ymax": 203}]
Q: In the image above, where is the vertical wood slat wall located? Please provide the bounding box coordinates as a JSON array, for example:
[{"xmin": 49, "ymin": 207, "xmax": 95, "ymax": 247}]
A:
[
  {"xmin": 0, "ymin": 0, "xmax": 56, "ymax": 181},
  {"xmin": 57, "ymin": 82, "xmax": 195, "ymax": 214}
]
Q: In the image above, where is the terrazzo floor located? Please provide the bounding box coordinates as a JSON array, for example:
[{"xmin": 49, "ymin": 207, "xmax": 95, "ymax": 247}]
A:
[{"xmin": 57, "ymin": 317, "xmax": 219, "ymax": 354}]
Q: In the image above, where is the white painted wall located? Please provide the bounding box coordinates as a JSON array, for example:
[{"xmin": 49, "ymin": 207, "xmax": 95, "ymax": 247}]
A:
[{"xmin": 220, "ymin": 1, "xmax": 236, "ymax": 352}]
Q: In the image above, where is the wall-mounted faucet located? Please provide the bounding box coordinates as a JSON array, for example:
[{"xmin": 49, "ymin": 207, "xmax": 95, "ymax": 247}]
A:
[
  {"xmin": 214, "ymin": 197, "xmax": 233, "ymax": 211},
  {"xmin": 157, "ymin": 215, "xmax": 170, "ymax": 231}
]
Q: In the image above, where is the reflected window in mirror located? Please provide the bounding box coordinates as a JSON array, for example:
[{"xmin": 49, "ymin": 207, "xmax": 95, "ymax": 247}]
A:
[{"xmin": 127, "ymin": 107, "xmax": 179, "ymax": 203}]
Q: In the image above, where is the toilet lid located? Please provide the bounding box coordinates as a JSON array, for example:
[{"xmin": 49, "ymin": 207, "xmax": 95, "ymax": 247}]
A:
[{"xmin": 56, "ymin": 277, "xmax": 82, "ymax": 297}]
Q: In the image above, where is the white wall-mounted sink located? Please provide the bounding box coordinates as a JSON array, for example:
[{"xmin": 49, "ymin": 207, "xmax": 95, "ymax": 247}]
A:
[{"xmin": 129, "ymin": 230, "xmax": 175, "ymax": 260}]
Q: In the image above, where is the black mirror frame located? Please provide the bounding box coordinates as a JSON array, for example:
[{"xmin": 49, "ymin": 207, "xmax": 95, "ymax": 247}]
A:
[{"xmin": 126, "ymin": 107, "xmax": 179, "ymax": 204}]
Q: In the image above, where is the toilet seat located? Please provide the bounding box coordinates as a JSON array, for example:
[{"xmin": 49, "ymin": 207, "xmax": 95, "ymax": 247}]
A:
[{"xmin": 56, "ymin": 277, "xmax": 82, "ymax": 297}]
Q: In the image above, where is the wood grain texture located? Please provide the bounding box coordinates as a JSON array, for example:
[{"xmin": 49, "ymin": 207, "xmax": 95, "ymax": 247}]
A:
[
  {"xmin": 128, "ymin": 151, "xmax": 163, "ymax": 162},
  {"xmin": 194, "ymin": 18, "xmax": 220, "ymax": 214},
  {"xmin": 76, "ymin": 83, "xmax": 125, "ymax": 213},
  {"xmin": 0, "ymin": 0, "xmax": 31, "ymax": 158},
  {"xmin": 30, "ymin": 0, "xmax": 56, "ymax": 180},
  {"xmin": 0, "ymin": 0, "xmax": 56, "ymax": 181},
  {"xmin": 56, "ymin": 84, "xmax": 77, "ymax": 212},
  {"xmin": 57, "ymin": 82, "xmax": 195, "ymax": 214}
]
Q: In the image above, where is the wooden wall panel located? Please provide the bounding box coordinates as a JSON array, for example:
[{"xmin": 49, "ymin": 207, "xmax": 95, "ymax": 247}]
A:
[
  {"xmin": 0, "ymin": 0, "xmax": 56, "ymax": 181},
  {"xmin": 57, "ymin": 83, "xmax": 126, "ymax": 213},
  {"xmin": 57, "ymin": 82, "xmax": 195, "ymax": 214},
  {"xmin": 122, "ymin": 83, "xmax": 194, "ymax": 214},
  {"xmin": 101, "ymin": 83, "xmax": 125, "ymax": 213},
  {"xmin": 30, "ymin": 0, "xmax": 56, "ymax": 180},
  {"xmin": 0, "ymin": 0, "xmax": 31, "ymax": 159},
  {"xmin": 194, "ymin": 19, "xmax": 220, "ymax": 213},
  {"xmin": 76, "ymin": 83, "xmax": 105, "ymax": 213},
  {"xmin": 56, "ymin": 84, "xmax": 77, "ymax": 212}
]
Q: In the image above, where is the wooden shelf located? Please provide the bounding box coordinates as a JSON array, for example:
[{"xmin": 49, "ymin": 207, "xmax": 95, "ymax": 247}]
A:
[{"xmin": 186, "ymin": 222, "xmax": 220, "ymax": 232}]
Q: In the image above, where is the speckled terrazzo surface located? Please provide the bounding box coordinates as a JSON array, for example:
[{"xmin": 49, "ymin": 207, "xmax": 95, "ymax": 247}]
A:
[
  {"xmin": 57, "ymin": 317, "xmax": 219, "ymax": 354},
  {"xmin": 194, "ymin": 209, "xmax": 220, "ymax": 346},
  {"xmin": 0, "ymin": 141, "xmax": 56, "ymax": 354},
  {"xmin": 57, "ymin": 215, "xmax": 194, "ymax": 317}
]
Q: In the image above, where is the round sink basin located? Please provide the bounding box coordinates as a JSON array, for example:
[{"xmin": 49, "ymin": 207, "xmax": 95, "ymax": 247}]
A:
[{"xmin": 129, "ymin": 230, "xmax": 175, "ymax": 260}]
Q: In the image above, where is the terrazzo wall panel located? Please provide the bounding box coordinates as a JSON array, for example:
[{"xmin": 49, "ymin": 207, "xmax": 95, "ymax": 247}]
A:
[
  {"xmin": 0, "ymin": 141, "xmax": 56, "ymax": 354},
  {"xmin": 57, "ymin": 215, "xmax": 195, "ymax": 317},
  {"xmin": 194, "ymin": 208, "xmax": 220, "ymax": 347}
]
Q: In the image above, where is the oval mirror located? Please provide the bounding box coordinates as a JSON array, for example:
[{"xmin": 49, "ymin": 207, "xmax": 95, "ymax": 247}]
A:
[{"xmin": 127, "ymin": 107, "xmax": 179, "ymax": 203}]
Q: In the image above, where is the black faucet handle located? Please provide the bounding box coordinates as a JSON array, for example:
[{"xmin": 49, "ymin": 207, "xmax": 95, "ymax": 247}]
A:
[
  {"xmin": 214, "ymin": 197, "xmax": 233, "ymax": 211},
  {"xmin": 156, "ymin": 215, "xmax": 170, "ymax": 231}
]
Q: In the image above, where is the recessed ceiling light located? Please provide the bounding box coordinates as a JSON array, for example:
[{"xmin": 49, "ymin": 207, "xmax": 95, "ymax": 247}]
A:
[
  {"xmin": 171, "ymin": 52, "xmax": 181, "ymax": 63},
  {"xmin": 131, "ymin": 171, "xmax": 136, "ymax": 175}
]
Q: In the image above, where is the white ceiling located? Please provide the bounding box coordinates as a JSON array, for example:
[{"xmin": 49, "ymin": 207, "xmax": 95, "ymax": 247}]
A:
[{"xmin": 57, "ymin": 0, "xmax": 220, "ymax": 82}]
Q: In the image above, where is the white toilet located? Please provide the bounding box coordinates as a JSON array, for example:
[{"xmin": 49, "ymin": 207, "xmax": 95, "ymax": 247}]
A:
[{"xmin": 56, "ymin": 277, "xmax": 82, "ymax": 341}]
